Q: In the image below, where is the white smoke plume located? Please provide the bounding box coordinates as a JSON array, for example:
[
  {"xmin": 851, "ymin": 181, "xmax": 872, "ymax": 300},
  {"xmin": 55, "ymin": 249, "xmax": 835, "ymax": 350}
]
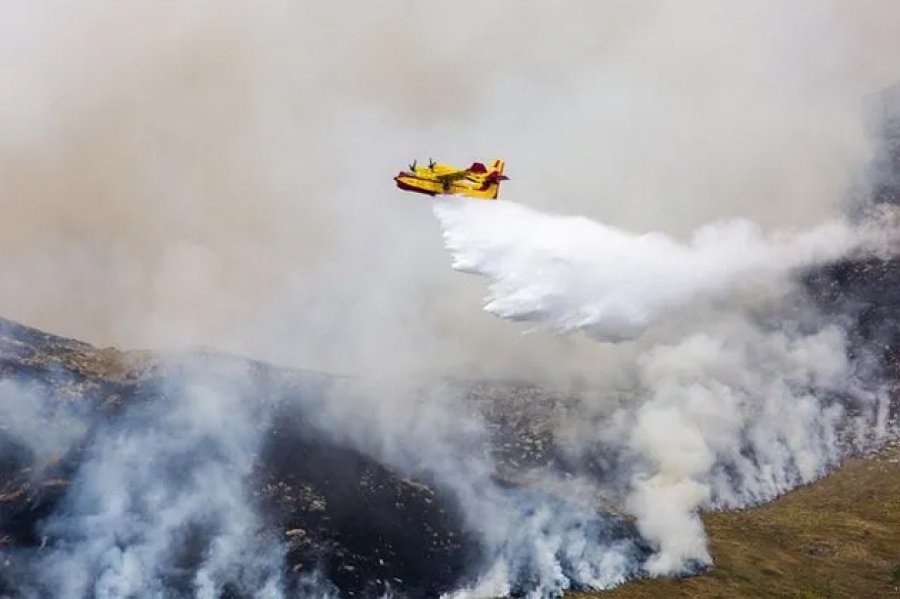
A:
[
  {"xmin": 623, "ymin": 323, "xmax": 876, "ymax": 575},
  {"xmin": 431, "ymin": 198, "xmax": 894, "ymax": 579},
  {"xmin": 0, "ymin": 377, "xmax": 92, "ymax": 466},
  {"xmin": 3, "ymin": 358, "xmax": 288, "ymax": 599},
  {"xmin": 299, "ymin": 375, "xmax": 649, "ymax": 597}
]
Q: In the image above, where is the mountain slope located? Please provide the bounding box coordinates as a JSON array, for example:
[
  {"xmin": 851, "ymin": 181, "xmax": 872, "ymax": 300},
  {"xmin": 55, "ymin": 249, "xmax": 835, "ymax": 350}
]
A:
[{"xmin": 596, "ymin": 442, "xmax": 900, "ymax": 598}]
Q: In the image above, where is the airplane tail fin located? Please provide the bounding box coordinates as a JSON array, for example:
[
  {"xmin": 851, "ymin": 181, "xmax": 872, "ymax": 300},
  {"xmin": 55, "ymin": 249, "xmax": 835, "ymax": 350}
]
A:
[
  {"xmin": 459, "ymin": 158, "xmax": 508, "ymax": 200},
  {"xmin": 490, "ymin": 159, "xmax": 508, "ymax": 180},
  {"xmin": 480, "ymin": 159, "xmax": 508, "ymax": 199}
]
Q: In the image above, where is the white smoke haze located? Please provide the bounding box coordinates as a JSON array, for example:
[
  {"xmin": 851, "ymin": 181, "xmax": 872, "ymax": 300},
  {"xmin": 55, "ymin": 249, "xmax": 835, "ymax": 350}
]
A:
[
  {"xmin": 0, "ymin": 377, "xmax": 91, "ymax": 466},
  {"xmin": 11, "ymin": 357, "xmax": 288, "ymax": 599},
  {"xmin": 623, "ymin": 322, "xmax": 875, "ymax": 575},
  {"xmin": 2, "ymin": 0, "xmax": 900, "ymax": 597},
  {"xmin": 305, "ymin": 376, "xmax": 646, "ymax": 596},
  {"xmin": 429, "ymin": 195, "xmax": 893, "ymax": 581},
  {"xmin": 2, "ymin": 0, "xmax": 900, "ymax": 374}
]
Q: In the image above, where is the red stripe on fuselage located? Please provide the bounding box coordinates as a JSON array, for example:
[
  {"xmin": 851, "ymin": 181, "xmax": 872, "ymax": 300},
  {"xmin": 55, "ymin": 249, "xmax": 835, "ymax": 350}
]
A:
[{"xmin": 395, "ymin": 177, "xmax": 437, "ymax": 196}]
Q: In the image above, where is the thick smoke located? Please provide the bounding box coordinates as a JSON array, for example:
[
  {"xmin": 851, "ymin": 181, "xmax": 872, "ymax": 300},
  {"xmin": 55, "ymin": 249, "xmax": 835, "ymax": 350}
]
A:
[
  {"xmin": 3, "ymin": 358, "xmax": 288, "ymax": 598},
  {"xmin": 431, "ymin": 198, "xmax": 894, "ymax": 578},
  {"xmin": 0, "ymin": 377, "xmax": 92, "ymax": 465},
  {"xmin": 302, "ymin": 376, "xmax": 648, "ymax": 597},
  {"xmin": 2, "ymin": 1, "xmax": 900, "ymax": 379},
  {"xmin": 2, "ymin": 1, "xmax": 900, "ymax": 597}
]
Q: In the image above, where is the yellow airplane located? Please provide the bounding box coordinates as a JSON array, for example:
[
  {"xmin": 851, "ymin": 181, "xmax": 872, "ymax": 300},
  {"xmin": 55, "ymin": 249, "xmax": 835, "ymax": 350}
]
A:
[{"xmin": 394, "ymin": 158, "xmax": 509, "ymax": 200}]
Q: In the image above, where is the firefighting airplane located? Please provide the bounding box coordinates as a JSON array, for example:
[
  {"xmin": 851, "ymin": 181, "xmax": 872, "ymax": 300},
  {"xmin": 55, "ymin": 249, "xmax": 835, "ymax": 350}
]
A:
[{"xmin": 394, "ymin": 158, "xmax": 508, "ymax": 200}]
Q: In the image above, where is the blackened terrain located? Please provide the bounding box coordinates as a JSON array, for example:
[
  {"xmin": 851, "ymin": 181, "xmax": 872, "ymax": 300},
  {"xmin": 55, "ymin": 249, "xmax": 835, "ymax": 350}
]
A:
[{"xmin": 0, "ymin": 318, "xmax": 497, "ymax": 598}]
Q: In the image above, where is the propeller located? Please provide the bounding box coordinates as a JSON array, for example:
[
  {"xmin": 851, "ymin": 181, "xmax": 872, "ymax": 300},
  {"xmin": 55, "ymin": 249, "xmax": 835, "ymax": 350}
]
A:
[
  {"xmin": 428, "ymin": 158, "xmax": 436, "ymax": 169},
  {"xmin": 409, "ymin": 159, "xmax": 417, "ymax": 171}
]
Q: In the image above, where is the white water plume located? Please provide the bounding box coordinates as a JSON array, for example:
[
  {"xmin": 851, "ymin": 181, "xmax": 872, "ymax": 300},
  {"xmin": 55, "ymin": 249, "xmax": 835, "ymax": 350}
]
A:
[
  {"xmin": 433, "ymin": 198, "xmax": 872, "ymax": 342},
  {"xmin": 432, "ymin": 197, "xmax": 894, "ymax": 579}
]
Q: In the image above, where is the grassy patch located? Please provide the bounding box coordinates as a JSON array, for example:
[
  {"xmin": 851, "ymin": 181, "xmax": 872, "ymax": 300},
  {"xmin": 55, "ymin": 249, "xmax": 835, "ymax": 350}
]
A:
[{"xmin": 572, "ymin": 445, "xmax": 900, "ymax": 599}]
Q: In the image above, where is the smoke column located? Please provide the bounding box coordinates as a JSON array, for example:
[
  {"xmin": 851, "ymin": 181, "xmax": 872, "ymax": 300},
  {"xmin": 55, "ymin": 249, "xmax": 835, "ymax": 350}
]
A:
[
  {"xmin": 1, "ymin": 359, "xmax": 289, "ymax": 598},
  {"xmin": 430, "ymin": 197, "xmax": 894, "ymax": 580}
]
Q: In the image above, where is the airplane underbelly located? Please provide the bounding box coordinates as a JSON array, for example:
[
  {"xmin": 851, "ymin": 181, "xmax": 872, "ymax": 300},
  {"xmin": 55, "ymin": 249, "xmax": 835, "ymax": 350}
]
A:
[{"xmin": 394, "ymin": 175, "xmax": 441, "ymax": 195}]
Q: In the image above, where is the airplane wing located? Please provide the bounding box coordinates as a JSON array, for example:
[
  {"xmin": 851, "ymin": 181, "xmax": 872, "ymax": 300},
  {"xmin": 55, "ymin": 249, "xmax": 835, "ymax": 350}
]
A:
[{"xmin": 433, "ymin": 169, "xmax": 471, "ymax": 182}]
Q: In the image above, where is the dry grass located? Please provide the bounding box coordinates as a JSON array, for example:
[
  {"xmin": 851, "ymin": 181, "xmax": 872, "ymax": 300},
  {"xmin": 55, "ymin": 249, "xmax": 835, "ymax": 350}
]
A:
[{"xmin": 574, "ymin": 444, "xmax": 900, "ymax": 599}]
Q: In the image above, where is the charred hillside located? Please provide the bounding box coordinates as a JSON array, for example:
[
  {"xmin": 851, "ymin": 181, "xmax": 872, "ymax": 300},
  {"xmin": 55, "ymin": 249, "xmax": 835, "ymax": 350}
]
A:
[
  {"xmin": 0, "ymin": 316, "xmax": 647, "ymax": 598},
  {"xmin": 803, "ymin": 82, "xmax": 900, "ymax": 408},
  {"xmin": 0, "ymin": 318, "xmax": 480, "ymax": 598}
]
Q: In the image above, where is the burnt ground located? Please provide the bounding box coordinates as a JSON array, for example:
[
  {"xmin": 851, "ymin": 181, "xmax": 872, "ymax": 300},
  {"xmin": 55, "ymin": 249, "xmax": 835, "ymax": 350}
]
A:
[
  {"xmin": 0, "ymin": 316, "xmax": 650, "ymax": 598},
  {"xmin": 802, "ymin": 256, "xmax": 900, "ymax": 430},
  {"xmin": 0, "ymin": 318, "xmax": 483, "ymax": 598}
]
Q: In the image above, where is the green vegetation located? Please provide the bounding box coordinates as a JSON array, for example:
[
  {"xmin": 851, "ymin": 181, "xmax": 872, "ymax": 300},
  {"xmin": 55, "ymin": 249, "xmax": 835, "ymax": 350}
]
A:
[{"xmin": 575, "ymin": 444, "xmax": 900, "ymax": 598}]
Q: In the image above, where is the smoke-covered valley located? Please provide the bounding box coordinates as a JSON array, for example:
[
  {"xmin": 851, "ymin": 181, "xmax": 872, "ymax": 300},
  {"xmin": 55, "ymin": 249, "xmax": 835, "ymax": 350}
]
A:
[{"xmin": 3, "ymin": 1, "xmax": 900, "ymax": 597}]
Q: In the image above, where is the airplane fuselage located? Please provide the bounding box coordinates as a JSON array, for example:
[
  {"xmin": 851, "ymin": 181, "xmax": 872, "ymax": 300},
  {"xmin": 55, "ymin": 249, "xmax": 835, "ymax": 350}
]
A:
[{"xmin": 394, "ymin": 160, "xmax": 507, "ymax": 200}]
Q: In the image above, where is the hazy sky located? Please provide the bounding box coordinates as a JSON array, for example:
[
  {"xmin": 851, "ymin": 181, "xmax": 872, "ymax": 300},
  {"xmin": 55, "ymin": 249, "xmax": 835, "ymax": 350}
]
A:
[{"xmin": 1, "ymin": 0, "xmax": 900, "ymax": 380}]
